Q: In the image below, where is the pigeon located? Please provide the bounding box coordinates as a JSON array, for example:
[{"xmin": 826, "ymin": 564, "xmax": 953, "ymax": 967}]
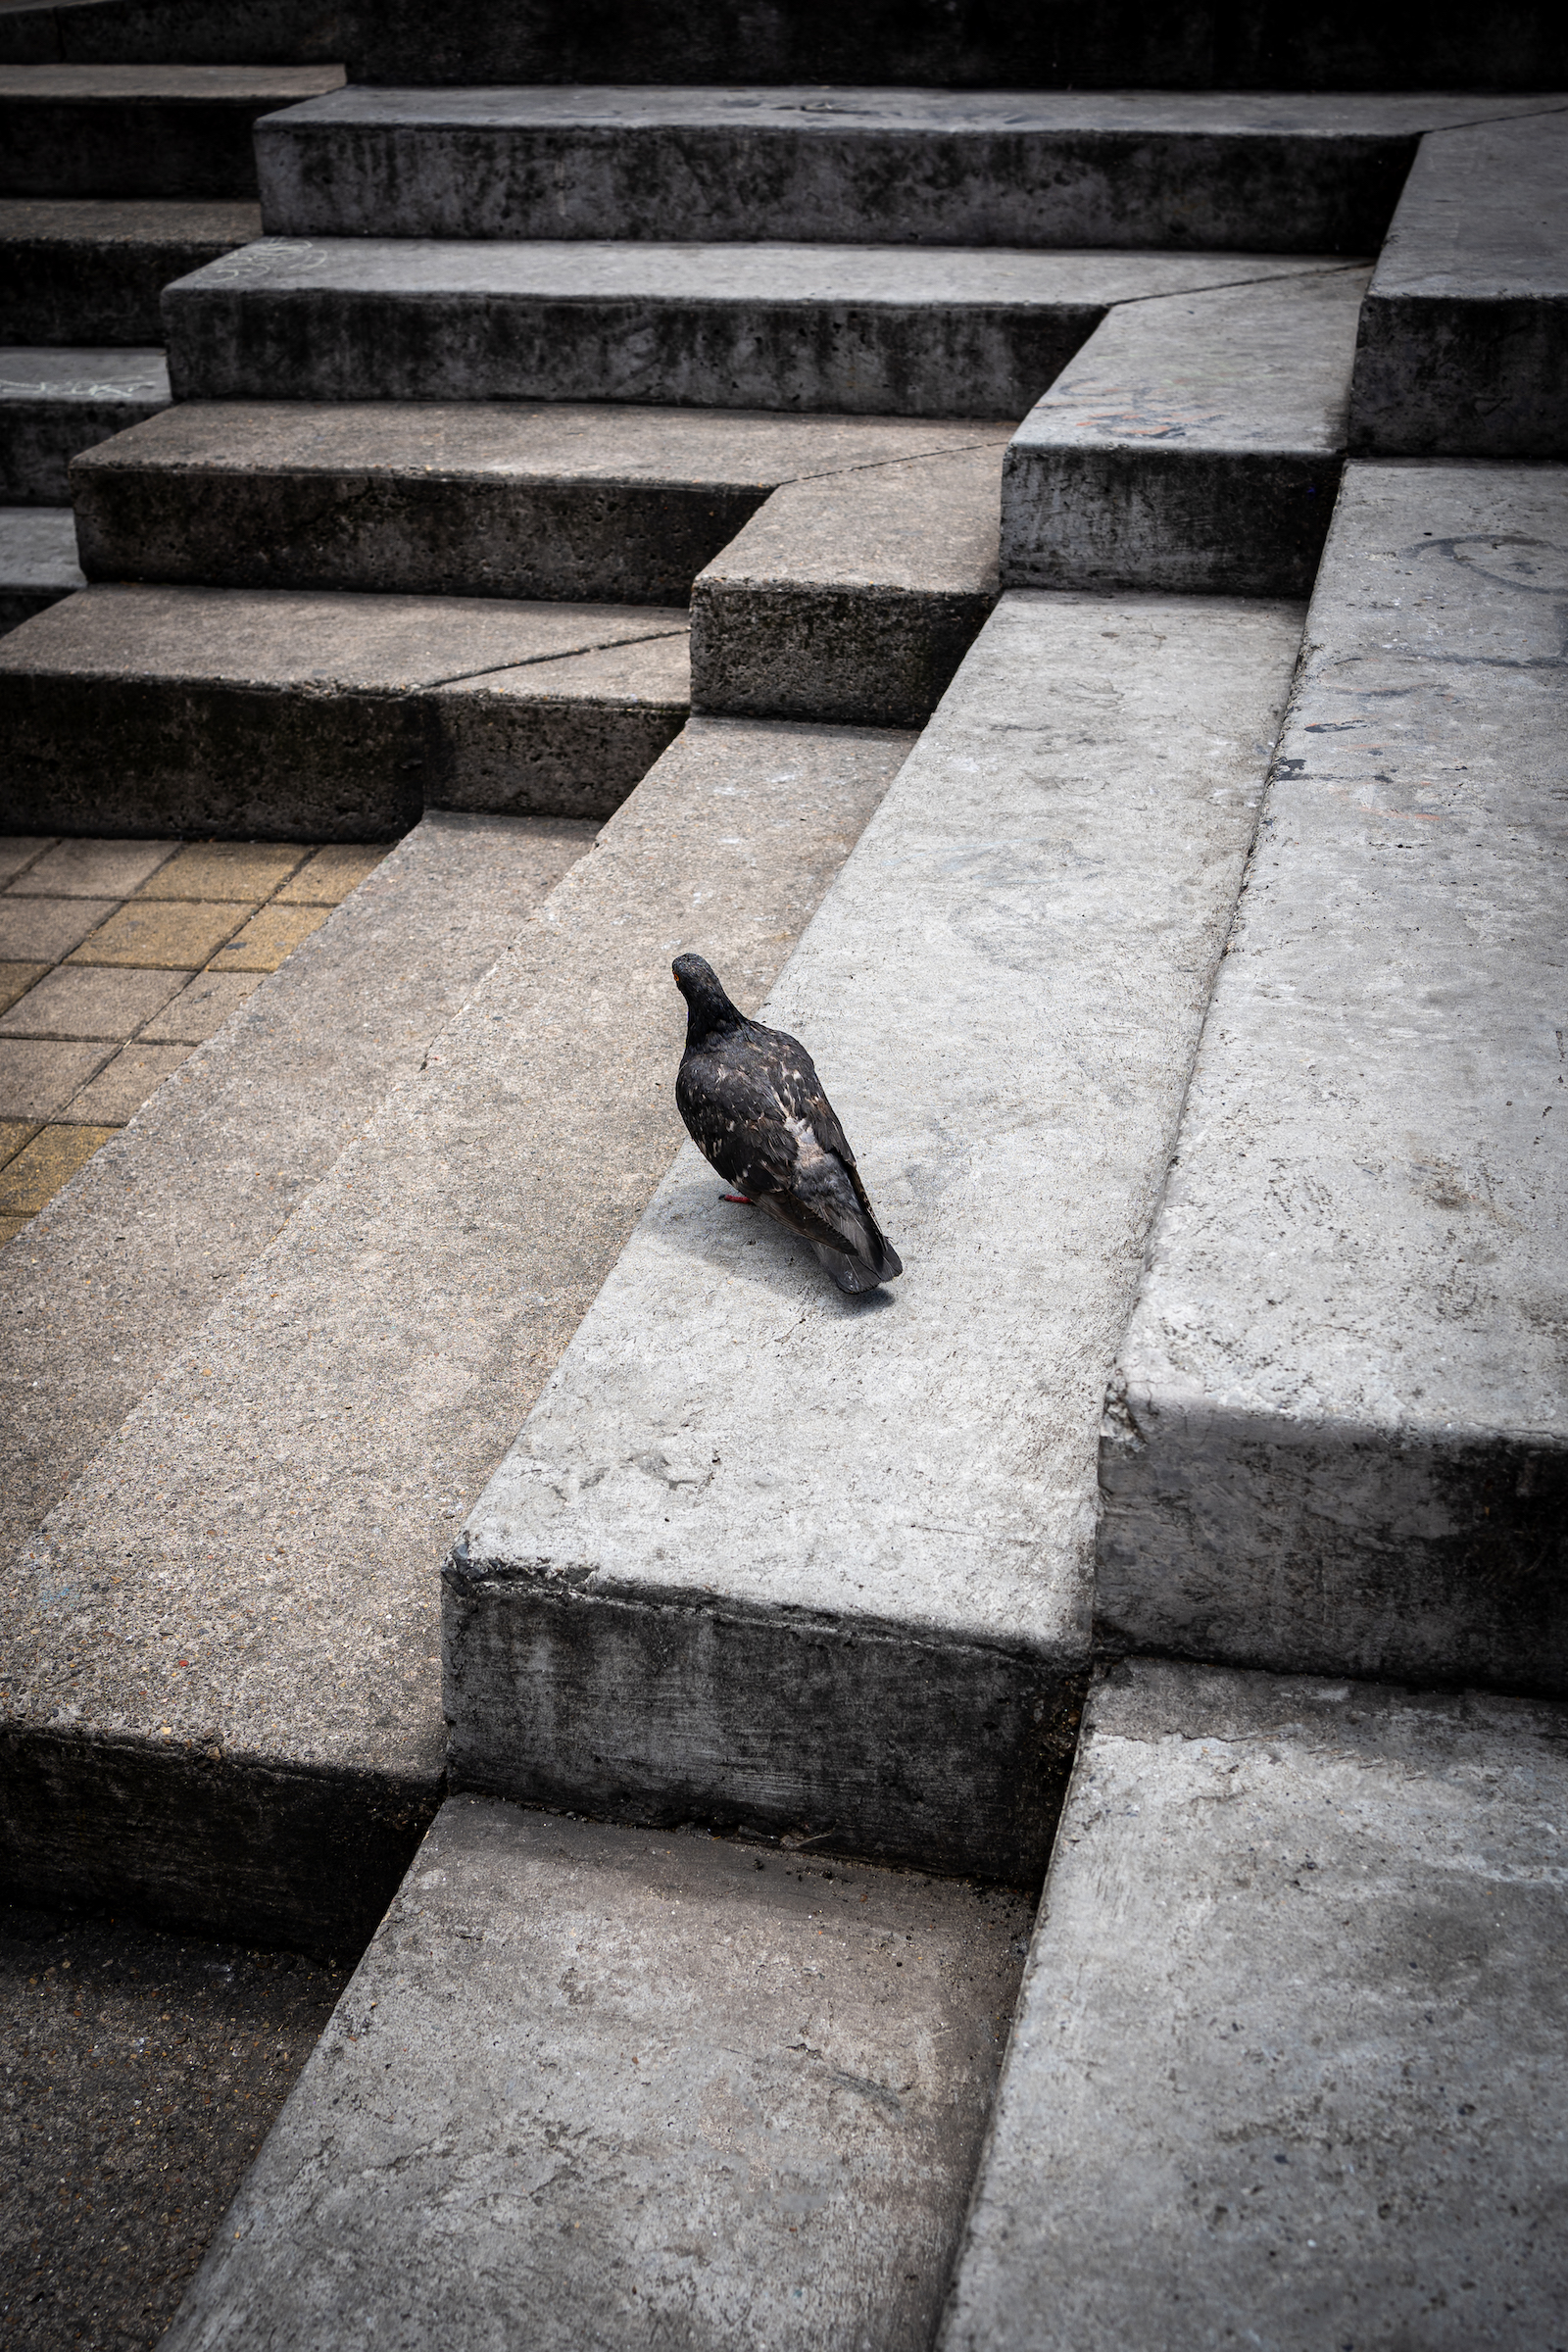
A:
[{"xmin": 672, "ymin": 953, "xmax": 903, "ymax": 1297}]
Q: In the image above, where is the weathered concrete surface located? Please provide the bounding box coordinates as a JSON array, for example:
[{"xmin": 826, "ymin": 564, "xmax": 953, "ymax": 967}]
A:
[
  {"xmin": 939, "ymin": 1658, "xmax": 1568, "ymax": 2352},
  {"xmin": 255, "ymin": 89, "xmax": 1568, "ymax": 253},
  {"xmin": 0, "ymin": 62, "xmax": 345, "ymax": 198},
  {"xmin": 0, "ymin": 197, "xmax": 260, "ymax": 343},
  {"xmin": 692, "ymin": 441, "xmax": 1003, "ymax": 724},
  {"xmin": 0, "ymin": 504, "xmax": 81, "ymax": 632},
  {"xmin": 0, "ymin": 583, "xmax": 690, "ymax": 835},
  {"xmin": 0, "ymin": 344, "xmax": 168, "ymax": 502},
  {"xmin": 1, "ymin": 718, "xmax": 907, "ymax": 1947},
  {"xmin": 165, "ymin": 1798, "xmax": 1029, "ymax": 2352},
  {"xmin": 163, "ymin": 240, "xmax": 1352, "ymax": 418},
  {"xmin": 1350, "ymin": 114, "xmax": 1568, "ymax": 458},
  {"xmin": 1099, "ymin": 462, "xmax": 1568, "ymax": 1693},
  {"xmin": 1002, "ymin": 267, "xmax": 1367, "ymax": 596},
  {"xmin": 445, "ymin": 590, "xmax": 1304, "ymax": 1881},
  {"xmin": 73, "ymin": 399, "xmax": 1011, "ymax": 602},
  {"xmin": 0, "ymin": 808, "xmax": 590, "ymax": 1564}
]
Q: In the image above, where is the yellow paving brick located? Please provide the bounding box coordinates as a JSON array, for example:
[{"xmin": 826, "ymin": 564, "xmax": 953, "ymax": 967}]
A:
[
  {"xmin": 61, "ymin": 1043, "xmax": 193, "ymax": 1124},
  {"xmin": 0, "ymin": 1118, "xmax": 40, "ymax": 1172},
  {"xmin": 209, "ymin": 902, "xmax": 332, "ymax": 973},
  {"xmin": 67, "ymin": 900, "xmax": 255, "ymax": 969},
  {"xmin": 0, "ymin": 963, "xmax": 49, "ymax": 1016},
  {"xmin": 134, "ymin": 842, "xmax": 311, "ymax": 902},
  {"xmin": 275, "ymin": 846, "xmax": 389, "ymax": 905},
  {"xmin": 0, "ymin": 1212, "xmax": 30, "ymax": 1245},
  {"xmin": 0, "ymin": 1124, "xmax": 121, "ymax": 1215}
]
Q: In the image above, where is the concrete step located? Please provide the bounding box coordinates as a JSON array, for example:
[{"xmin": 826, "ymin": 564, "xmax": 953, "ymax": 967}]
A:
[
  {"xmin": 252, "ymin": 89, "xmax": 1568, "ymax": 253},
  {"xmin": 1098, "ymin": 460, "xmax": 1568, "ymax": 1694},
  {"xmin": 1001, "ymin": 266, "xmax": 1367, "ymax": 596},
  {"xmin": 940, "ymin": 1658, "xmax": 1568, "ymax": 2351},
  {"xmin": 0, "ymin": 62, "xmax": 345, "ymax": 198},
  {"xmin": 443, "ymin": 587, "xmax": 1304, "ymax": 1883},
  {"xmin": 0, "ymin": 808, "xmax": 590, "ymax": 1576},
  {"xmin": 0, "ymin": 505, "xmax": 81, "ymax": 631},
  {"xmin": 163, "ymin": 241, "xmax": 1355, "ymax": 418},
  {"xmin": 0, "ymin": 583, "xmax": 691, "ymax": 837},
  {"xmin": 1349, "ymin": 112, "xmax": 1568, "ymax": 458},
  {"xmin": 163, "ymin": 1798, "xmax": 1030, "ymax": 2352},
  {"xmin": 0, "ymin": 197, "xmax": 260, "ymax": 343},
  {"xmin": 691, "ymin": 440, "xmax": 1003, "ymax": 724},
  {"xmin": 0, "ymin": 715, "xmax": 909, "ymax": 1948},
  {"xmin": 0, "ymin": 344, "xmax": 169, "ymax": 501},
  {"xmin": 71, "ymin": 399, "xmax": 1010, "ymax": 602}
]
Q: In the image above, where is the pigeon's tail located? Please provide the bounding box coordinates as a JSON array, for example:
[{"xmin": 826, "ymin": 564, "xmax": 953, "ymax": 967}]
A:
[{"xmin": 812, "ymin": 1236, "xmax": 902, "ymax": 1295}]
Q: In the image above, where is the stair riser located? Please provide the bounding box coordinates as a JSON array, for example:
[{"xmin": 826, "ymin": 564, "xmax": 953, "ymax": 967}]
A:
[
  {"xmin": 1, "ymin": 98, "xmax": 269, "ymax": 198},
  {"xmin": 1, "ymin": 393, "xmax": 168, "ymax": 501},
  {"xmin": 690, "ymin": 583, "xmax": 996, "ymax": 726},
  {"xmin": 258, "ymin": 122, "xmax": 1412, "ymax": 255},
  {"xmin": 0, "ymin": 1725, "xmax": 435, "ymax": 1959},
  {"xmin": 1, "ymin": 228, "xmax": 257, "ymax": 344},
  {"xmin": 1002, "ymin": 448, "xmax": 1343, "ymax": 597},
  {"xmin": 165, "ymin": 286, "xmax": 1094, "ymax": 417},
  {"xmin": 1, "ymin": 674, "xmax": 686, "ymax": 837},
  {"xmin": 74, "ymin": 466, "xmax": 769, "ymax": 601}
]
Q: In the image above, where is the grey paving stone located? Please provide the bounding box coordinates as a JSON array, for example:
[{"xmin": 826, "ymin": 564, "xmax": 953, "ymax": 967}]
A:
[
  {"xmin": 0, "ymin": 719, "xmax": 907, "ymax": 1948},
  {"xmin": 0, "ymin": 806, "xmax": 590, "ymax": 1574},
  {"xmin": 0, "ymin": 582, "xmax": 690, "ymax": 835},
  {"xmin": 0, "ymin": 63, "xmax": 345, "ymax": 199},
  {"xmin": 1099, "ymin": 461, "xmax": 1568, "ymax": 1693},
  {"xmin": 73, "ymin": 399, "xmax": 1010, "ymax": 602},
  {"xmin": 691, "ymin": 441, "xmax": 1003, "ymax": 724},
  {"xmin": 254, "ymin": 89, "xmax": 1568, "ymax": 253},
  {"xmin": 445, "ymin": 590, "xmax": 1303, "ymax": 1882},
  {"xmin": 0, "ymin": 344, "xmax": 169, "ymax": 503},
  {"xmin": 1350, "ymin": 114, "xmax": 1568, "ymax": 458},
  {"xmin": 0, "ymin": 196, "xmax": 261, "ymax": 343},
  {"xmin": 1002, "ymin": 267, "xmax": 1367, "ymax": 596},
  {"xmin": 938, "ymin": 1658, "xmax": 1568, "ymax": 2352},
  {"xmin": 0, "ymin": 961, "xmax": 185, "ymax": 1036},
  {"xmin": 164, "ymin": 1797, "xmax": 1030, "ymax": 2352},
  {"xmin": 163, "ymin": 240, "xmax": 1351, "ymax": 418},
  {"xmin": 0, "ymin": 1034, "xmax": 109, "ymax": 1116},
  {"xmin": 7, "ymin": 831, "xmax": 173, "ymax": 893},
  {"xmin": 0, "ymin": 502, "xmax": 81, "ymax": 632},
  {"xmin": 0, "ymin": 890, "xmax": 114, "ymax": 960}
]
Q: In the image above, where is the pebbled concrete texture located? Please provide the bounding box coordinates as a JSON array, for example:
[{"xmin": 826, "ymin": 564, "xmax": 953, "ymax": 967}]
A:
[
  {"xmin": 163, "ymin": 240, "xmax": 1354, "ymax": 418},
  {"xmin": 1099, "ymin": 461, "xmax": 1568, "ymax": 1693},
  {"xmin": 0, "ymin": 718, "xmax": 907, "ymax": 1948},
  {"xmin": 164, "ymin": 1796, "xmax": 1030, "ymax": 2352},
  {"xmin": 445, "ymin": 590, "xmax": 1303, "ymax": 1881},
  {"xmin": 691, "ymin": 441, "xmax": 1004, "ymax": 724},
  {"xmin": 252, "ymin": 89, "xmax": 1568, "ymax": 253},
  {"xmin": 0, "ymin": 343, "xmax": 169, "ymax": 502},
  {"xmin": 1350, "ymin": 114, "xmax": 1568, "ymax": 459},
  {"xmin": 938, "ymin": 1657, "xmax": 1568, "ymax": 2352},
  {"xmin": 0, "ymin": 582, "xmax": 691, "ymax": 835},
  {"xmin": 72, "ymin": 399, "xmax": 1011, "ymax": 602},
  {"xmin": 0, "ymin": 504, "xmax": 81, "ymax": 632},
  {"xmin": 0, "ymin": 196, "xmax": 261, "ymax": 344},
  {"xmin": 1002, "ymin": 267, "xmax": 1367, "ymax": 596},
  {"xmin": 1, "ymin": 1899, "xmax": 352, "ymax": 2352},
  {"xmin": 0, "ymin": 62, "xmax": 346, "ymax": 199}
]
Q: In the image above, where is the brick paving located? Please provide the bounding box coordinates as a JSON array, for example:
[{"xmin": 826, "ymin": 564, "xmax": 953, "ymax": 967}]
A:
[{"xmin": 0, "ymin": 836, "xmax": 389, "ymax": 1245}]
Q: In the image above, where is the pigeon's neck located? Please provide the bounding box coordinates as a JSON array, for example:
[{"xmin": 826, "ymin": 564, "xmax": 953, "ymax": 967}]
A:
[{"xmin": 682, "ymin": 981, "xmax": 743, "ymax": 1049}]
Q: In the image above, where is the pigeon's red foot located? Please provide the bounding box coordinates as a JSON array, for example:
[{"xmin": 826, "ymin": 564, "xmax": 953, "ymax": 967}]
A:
[{"xmin": 722, "ymin": 1193, "xmax": 755, "ymax": 1205}]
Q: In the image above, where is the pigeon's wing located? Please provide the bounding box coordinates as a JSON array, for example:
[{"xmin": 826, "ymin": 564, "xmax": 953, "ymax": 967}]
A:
[{"xmin": 741, "ymin": 1025, "xmax": 902, "ymax": 1281}]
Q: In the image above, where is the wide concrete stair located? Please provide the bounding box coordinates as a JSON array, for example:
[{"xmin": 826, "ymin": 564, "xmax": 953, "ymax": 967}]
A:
[{"xmin": 7, "ymin": 55, "xmax": 1568, "ymax": 2352}]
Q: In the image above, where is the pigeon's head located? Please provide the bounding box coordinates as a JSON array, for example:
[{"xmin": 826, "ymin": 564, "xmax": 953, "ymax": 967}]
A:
[{"xmin": 672, "ymin": 953, "xmax": 741, "ymax": 1042}]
